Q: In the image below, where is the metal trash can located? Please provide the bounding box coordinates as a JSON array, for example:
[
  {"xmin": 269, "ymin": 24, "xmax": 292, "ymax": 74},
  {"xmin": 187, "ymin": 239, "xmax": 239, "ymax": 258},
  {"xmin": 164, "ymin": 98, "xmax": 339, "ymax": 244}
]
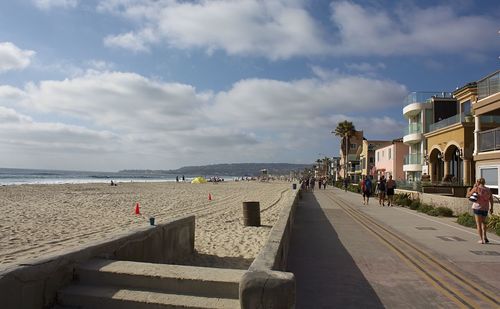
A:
[
  {"xmin": 243, "ymin": 201, "xmax": 261, "ymax": 226},
  {"xmin": 292, "ymin": 183, "xmax": 297, "ymax": 190}
]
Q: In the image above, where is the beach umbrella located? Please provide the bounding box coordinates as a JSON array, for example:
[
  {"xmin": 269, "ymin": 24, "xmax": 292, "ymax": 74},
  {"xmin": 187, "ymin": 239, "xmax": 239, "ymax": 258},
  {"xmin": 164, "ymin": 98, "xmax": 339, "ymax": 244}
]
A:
[{"xmin": 191, "ymin": 176, "xmax": 207, "ymax": 184}]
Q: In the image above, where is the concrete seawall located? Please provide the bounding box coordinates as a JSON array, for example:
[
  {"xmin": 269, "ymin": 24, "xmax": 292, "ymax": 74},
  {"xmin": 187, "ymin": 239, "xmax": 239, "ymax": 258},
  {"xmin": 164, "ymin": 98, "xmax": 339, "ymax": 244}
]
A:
[
  {"xmin": 240, "ymin": 187, "xmax": 299, "ymax": 309},
  {"xmin": 0, "ymin": 215, "xmax": 195, "ymax": 309}
]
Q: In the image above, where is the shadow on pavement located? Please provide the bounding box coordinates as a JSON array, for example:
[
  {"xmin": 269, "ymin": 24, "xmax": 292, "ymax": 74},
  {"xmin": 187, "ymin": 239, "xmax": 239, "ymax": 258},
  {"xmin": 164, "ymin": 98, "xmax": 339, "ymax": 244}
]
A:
[{"xmin": 287, "ymin": 192, "xmax": 384, "ymax": 308}]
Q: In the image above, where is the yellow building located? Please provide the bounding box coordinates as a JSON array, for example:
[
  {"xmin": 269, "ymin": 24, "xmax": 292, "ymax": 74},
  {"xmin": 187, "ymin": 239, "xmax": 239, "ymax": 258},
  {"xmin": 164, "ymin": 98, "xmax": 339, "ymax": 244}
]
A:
[
  {"xmin": 473, "ymin": 70, "xmax": 500, "ymax": 195},
  {"xmin": 424, "ymin": 82, "xmax": 476, "ymax": 185}
]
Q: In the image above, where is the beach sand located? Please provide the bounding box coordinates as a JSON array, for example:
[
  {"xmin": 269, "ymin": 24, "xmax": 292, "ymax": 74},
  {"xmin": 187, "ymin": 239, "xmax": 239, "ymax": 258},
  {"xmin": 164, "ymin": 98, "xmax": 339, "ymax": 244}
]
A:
[{"xmin": 0, "ymin": 181, "xmax": 292, "ymax": 270}]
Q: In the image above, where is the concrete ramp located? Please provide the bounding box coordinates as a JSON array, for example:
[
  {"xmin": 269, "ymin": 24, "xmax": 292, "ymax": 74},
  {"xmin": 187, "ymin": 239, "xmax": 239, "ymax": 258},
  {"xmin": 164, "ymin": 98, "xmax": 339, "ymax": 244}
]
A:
[{"xmin": 56, "ymin": 259, "xmax": 244, "ymax": 308}]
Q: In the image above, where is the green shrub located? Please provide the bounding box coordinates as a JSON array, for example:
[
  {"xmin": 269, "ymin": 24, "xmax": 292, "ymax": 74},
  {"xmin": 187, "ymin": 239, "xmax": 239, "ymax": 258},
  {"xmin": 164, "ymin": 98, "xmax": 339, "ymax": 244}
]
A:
[
  {"xmin": 403, "ymin": 197, "xmax": 413, "ymax": 207},
  {"xmin": 486, "ymin": 215, "xmax": 500, "ymax": 236},
  {"xmin": 409, "ymin": 200, "xmax": 421, "ymax": 210},
  {"xmin": 418, "ymin": 203, "xmax": 434, "ymax": 213},
  {"xmin": 394, "ymin": 193, "xmax": 411, "ymax": 207},
  {"xmin": 457, "ymin": 213, "xmax": 476, "ymax": 228},
  {"xmin": 436, "ymin": 206, "xmax": 454, "ymax": 217},
  {"xmin": 427, "ymin": 208, "xmax": 440, "ymax": 216}
]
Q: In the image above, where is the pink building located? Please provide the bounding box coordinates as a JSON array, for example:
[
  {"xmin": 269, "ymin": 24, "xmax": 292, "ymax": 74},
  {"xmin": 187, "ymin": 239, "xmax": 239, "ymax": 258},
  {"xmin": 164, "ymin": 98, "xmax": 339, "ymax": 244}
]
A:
[{"xmin": 374, "ymin": 139, "xmax": 408, "ymax": 181}]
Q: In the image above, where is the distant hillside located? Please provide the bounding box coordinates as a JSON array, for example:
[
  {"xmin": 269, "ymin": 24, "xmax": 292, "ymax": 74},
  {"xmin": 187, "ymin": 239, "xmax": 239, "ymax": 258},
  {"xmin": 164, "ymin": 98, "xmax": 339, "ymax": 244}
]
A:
[{"xmin": 119, "ymin": 163, "xmax": 311, "ymax": 177}]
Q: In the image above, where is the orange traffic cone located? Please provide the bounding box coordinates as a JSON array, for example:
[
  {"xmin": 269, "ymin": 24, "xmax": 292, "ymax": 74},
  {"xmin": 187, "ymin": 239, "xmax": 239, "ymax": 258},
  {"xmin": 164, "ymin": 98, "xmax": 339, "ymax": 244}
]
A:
[
  {"xmin": 208, "ymin": 193, "xmax": 212, "ymax": 201},
  {"xmin": 134, "ymin": 202, "xmax": 141, "ymax": 215}
]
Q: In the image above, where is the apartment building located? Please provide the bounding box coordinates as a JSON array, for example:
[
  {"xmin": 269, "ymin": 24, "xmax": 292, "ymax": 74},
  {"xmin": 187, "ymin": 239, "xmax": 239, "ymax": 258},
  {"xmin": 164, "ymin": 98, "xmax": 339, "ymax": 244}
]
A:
[
  {"xmin": 423, "ymin": 82, "xmax": 477, "ymax": 185},
  {"xmin": 360, "ymin": 139, "xmax": 391, "ymax": 178},
  {"xmin": 402, "ymin": 92, "xmax": 456, "ymax": 181},
  {"xmin": 339, "ymin": 130, "xmax": 363, "ymax": 183},
  {"xmin": 374, "ymin": 138, "xmax": 408, "ymax": 181},
  {"xmin": 473, "ymin": 70, "xmax": 500, "ymax": 195}
]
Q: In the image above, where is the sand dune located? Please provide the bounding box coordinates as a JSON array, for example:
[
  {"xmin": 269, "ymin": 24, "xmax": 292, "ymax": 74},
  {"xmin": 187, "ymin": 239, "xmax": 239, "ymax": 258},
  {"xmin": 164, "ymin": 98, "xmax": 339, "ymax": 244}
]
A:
[{"xmin": 0, "ymin": 181, "xmax": 293, "ymax": 270}]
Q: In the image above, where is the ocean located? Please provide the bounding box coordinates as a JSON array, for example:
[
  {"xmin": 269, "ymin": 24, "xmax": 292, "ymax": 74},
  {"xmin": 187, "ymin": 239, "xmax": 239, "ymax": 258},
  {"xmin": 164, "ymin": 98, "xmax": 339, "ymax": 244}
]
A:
[{"xmin": 0, "ymin": 168, "xmax": 191, "ymax": 186}]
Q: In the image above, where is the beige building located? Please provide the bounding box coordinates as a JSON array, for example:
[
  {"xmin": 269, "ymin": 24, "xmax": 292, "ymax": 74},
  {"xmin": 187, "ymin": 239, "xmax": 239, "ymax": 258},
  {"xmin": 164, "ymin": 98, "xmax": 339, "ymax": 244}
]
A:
[
  {"xmin": 473, "ymin": 70, "xmax": 500, "ymax": 195},
  {"xmin": 424, "ymin": 83, "xmax": 476, "ymax": 185},
  {"xmin": 339, "ymin": 130, "xmax": 363, "ymax": 182}
]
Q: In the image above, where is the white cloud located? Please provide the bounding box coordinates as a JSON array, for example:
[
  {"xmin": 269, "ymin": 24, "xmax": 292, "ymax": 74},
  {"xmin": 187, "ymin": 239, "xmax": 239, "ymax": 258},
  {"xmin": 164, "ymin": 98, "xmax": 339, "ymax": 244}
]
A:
[
  {"xmin": 33, "ymin": 0, "xmax": 78, "ymax": 10},
  {"xmin": 98, "ymin": 1, "xmax": 498, "ymax": 59},
  {"xmin": 330, "ymin": 2, "xmax": 499, "ymax": 56},
  {"xmin": 0, "ymin": 107, "xmax": 117, "ymax": 154},
  {"xmin": 345, "ymin": 62, "xmax": 386, "ymax": 73},
  {"xmin": 0, "ymin": 42, "xmax": 35, "ymax": 73},
  {"xmin": 100, "ymin": 0, "xmax": 329, "ymax": 59},
  {"xmin": 3, "ymin": 69, "xmax": 407, "ymax": 169}
]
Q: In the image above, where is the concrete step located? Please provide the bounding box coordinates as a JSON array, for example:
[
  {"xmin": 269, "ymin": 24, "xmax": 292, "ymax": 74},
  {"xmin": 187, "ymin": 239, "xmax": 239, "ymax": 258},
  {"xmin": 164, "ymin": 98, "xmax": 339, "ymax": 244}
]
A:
[
  {"xmin": 58, "ymin": 285, "xmax": 240, "ymax": 309},
  {"xmin": 76, "ymin": 259, "xmax": 245, "ymax": 299}
]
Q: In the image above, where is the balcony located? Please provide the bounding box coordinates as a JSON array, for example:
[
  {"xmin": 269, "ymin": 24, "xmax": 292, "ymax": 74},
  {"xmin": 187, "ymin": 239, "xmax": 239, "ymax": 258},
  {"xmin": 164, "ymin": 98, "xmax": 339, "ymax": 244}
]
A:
[
  {"xmin": 403, "ymin": 92, "xmax": 451, "ymax": 118},
  {"xmin": 403, "ymin": 92, "xmax": 453, "ymax": 105},
  {"xmin": 478, "ymin": 127, "xmax": 500, "ymax": 152},
  {"xmin": 429, "ymin": 113, "xmax": 464, "ymax": 132},
  {"xmin": 403, "ymin": 153, "xmax": 422, "ymax": 172},
  {"xmin": 403, "ymin": 123, "xmax": 423, "ymax": 144},
  {"xmin": 478, "ymin": 70, "xmax": 500, "ymax": 100}
]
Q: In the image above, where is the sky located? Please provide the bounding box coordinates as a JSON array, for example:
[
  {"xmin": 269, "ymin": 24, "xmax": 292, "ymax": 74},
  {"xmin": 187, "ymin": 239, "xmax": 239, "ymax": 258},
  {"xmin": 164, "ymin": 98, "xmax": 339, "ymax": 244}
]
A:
[{"xmin": 0, "ymin": 0, "xmax": 499, "ymax": 171}]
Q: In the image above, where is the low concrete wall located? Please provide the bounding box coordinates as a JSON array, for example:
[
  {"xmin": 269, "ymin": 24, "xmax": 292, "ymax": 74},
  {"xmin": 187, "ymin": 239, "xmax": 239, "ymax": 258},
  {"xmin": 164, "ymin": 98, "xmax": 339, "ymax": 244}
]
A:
[
  {"xmin": 0, "ymin": 215, "xmax": 195, "ymax": 309},
  {"xmin": 396, "ymin": 189, "xmax": 500, "ymax": 216},
  {"xmin": 240, "ymin": 187, "xmax": 299, "ymax": 309}
]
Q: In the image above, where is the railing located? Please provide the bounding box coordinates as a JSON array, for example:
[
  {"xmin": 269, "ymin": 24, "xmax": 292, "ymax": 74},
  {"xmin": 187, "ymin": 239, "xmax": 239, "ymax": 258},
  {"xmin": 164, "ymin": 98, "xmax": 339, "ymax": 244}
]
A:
[
  {"xmin": 429, "ymin": 113, "xmax": 464, "ymax": 132},
  {"xmin": 403, "ymin": 92, "xmax": 453, "ymax": 105},
  {"xmin": 404, "ymin": 123, "xmax": 422, "ymax": 135},
  {"xmin": 404, "ymin": 153, "xmax": 422, "ymax": 165},
  {"xmin": 478, "ymin": 70, "xmax": 500, "ymax": 100},
  {"xmin": 478, "ymin": 127, "xmax": 500, "ymax": 152},
  {"xmin": 480, "ymin": 115, "xmax": 500, "ymax": 124}
]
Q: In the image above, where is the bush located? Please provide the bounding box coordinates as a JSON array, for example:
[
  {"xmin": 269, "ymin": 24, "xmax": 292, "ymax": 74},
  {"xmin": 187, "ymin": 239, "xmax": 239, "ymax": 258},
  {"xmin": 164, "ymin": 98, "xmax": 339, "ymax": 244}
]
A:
[
  {"xmin": 409, "ymin": 200, "xmax": 421, "ymax": 210},
  {"xmin": 486, "ymin": 215, "xmax": 500, "ymax": 236},
  {"xmin": 427, "ymin": 208, "xmax": 440, "ymax": 216},
  {"xmin": 418, "ymin": 203, "xmax": 434, "ymax": 214},
  {"xmin": 394, "ymin": 193, "xmax": 411, "ymax": 207},
  {"xmin": 457, "ymin": 213, "xmax": 476, "ymax": 228},
  {"xmin": 436, "ymin": 206, "xmax": 454, "ymax": 217}
]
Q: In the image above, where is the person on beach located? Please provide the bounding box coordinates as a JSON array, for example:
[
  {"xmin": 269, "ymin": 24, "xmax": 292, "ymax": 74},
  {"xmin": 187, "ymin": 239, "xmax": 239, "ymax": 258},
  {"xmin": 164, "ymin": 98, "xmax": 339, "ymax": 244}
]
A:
[
  {"xmin": 323, "ymin": 178, "xmax": 327, "ymax": 189},
  {"xmin": 362, "ymin": 176, "xmax": 372, "ymax": 205},
  {"xmin": 377, "ymin": 175, "xmax": 387, "ymax": 206},
  {"xmin": 467, "ymin": 178, "xmax": 494, "ymax": 244},
  {"xmin": 310, "ymin": 177, "xmax": 316, "ymax": 192},
  {"xmin": 176, "ymin": 176, "xmax": 179, "ymax": 183},
  {"xmin": 386, "ymin": 175, "xmax": 396, "ymax": 206}
]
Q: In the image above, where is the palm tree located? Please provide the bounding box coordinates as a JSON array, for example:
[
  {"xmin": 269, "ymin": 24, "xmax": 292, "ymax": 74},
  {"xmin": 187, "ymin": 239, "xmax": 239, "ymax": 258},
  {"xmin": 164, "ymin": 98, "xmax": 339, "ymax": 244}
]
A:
[{"xmin": 332, "ymin": 121, "xmax": 356, "ymax": 180}]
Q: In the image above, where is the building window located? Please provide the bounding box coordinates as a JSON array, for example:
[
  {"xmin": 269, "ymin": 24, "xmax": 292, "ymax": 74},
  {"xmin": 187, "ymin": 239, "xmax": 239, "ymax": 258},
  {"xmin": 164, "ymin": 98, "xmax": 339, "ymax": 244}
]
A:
[
  {"xmin": 480, "ymin": 167, "xmax": 498, "ymax": 195},
  {"xmin": 377, "ymin": 152, "xmax": 379, "ymax": 162},
  {"xmin": 350, "ymin": 143, "xmax": 357, "ymax": 149},
  {"xmin": 369, "ymin": 157, "xmax": 374, "ymax": 164},
  {"xmin": 389, "ymin": 148, "xmax": 392, "ymax": 160},
  {"xmin": 462, "ymin": 100, "xmax": 471, "ymax": 115}
]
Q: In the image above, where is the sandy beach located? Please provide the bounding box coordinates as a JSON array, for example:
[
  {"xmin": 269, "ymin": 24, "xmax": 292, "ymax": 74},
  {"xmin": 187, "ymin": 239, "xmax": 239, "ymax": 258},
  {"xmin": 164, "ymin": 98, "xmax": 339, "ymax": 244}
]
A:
[{"xmin": 0, "ymin": 181, "xmax": 293, "ymax": 270}]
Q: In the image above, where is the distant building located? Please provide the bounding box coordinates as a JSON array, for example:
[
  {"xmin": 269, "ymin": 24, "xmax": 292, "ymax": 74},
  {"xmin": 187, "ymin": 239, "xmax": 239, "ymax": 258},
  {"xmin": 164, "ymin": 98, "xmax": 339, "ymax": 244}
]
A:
[
  {"xmin": 473, "ymin": 70, "xmax": 500, "ymax": 195},
  {"xmin": 374, "ymin": 138, "xmax": 408, "ymax": 181},
  {"xmin": 339, "ymin": 130, "xmax": 363, "ymax": 183},
  {"xmin": 360, "ymin": 139, "xmax": 391, "ymax": 178}
]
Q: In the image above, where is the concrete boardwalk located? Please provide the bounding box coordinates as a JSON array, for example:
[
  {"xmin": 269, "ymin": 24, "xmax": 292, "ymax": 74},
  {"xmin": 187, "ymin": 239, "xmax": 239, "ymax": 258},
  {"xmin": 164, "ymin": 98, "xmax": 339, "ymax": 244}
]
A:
[{"xmin": 287, "ymin": 187, "xmax": 500, "ymax": 308}]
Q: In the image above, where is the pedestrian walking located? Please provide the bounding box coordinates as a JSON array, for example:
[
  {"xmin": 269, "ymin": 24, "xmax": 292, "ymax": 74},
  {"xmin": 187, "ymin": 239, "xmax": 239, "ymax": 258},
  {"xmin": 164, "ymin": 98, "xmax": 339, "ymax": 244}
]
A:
[
  {"xmin": 362, "ymin": 176, "xmax": 372, "ymax": 205},
  {"xmin": 467, "ymin": 178, "xmax": 494, "ymax": 244},
  {"xmin": 377, "ymin": 175, "xmax": 387, "ymax": 206},
  {"xmin": 386, "ymin": 175, "xmax": 396, "ymax": 206}
]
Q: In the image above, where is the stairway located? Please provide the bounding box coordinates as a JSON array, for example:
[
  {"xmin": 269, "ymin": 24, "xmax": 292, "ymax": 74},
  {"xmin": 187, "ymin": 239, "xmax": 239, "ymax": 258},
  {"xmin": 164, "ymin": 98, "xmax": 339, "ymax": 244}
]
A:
[{"xmin": 56, "ymin": 259, "xmax": 244, "ymax": 308}]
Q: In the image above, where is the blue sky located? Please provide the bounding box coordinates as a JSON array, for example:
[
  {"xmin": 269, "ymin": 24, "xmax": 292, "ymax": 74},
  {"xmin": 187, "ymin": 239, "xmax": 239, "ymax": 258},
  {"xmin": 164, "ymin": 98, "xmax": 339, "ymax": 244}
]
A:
[{"xmin": 0, "ymin": 0, "xmax": 498, "ymax": 171}]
